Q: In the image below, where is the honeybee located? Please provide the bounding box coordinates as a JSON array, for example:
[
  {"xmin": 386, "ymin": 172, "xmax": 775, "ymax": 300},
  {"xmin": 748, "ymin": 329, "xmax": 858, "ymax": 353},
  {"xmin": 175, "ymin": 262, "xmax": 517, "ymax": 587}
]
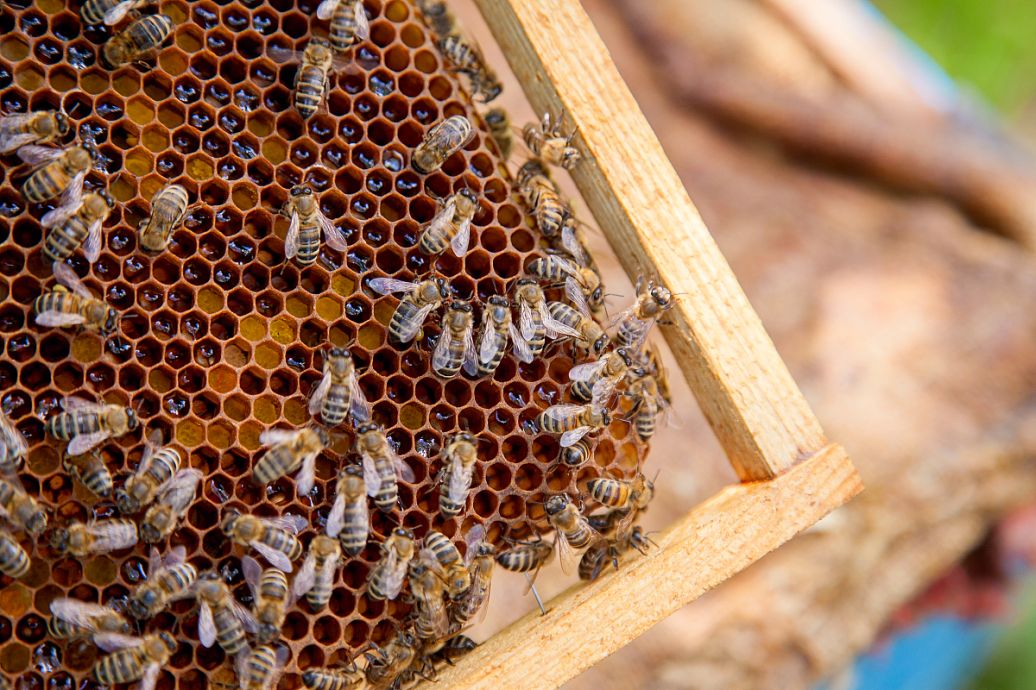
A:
[
  {"xmin": 63, "ymin": 450, "xmax": 114, "ymax": 498},
  {"xmin": 140, "ymin": 468, "xmax": 202, "ymax": 542},
  {"xmin": 0, "ymin": 411, "xmax": 27, "ymax": 478},
  {"xmin": 522, "ymin": 113, "xmax": 580, "ymax": 170},
  {"xmin": 408, "ymin": 559, "xmax": 449, "ymax": 641},
  {"xmin": 484, "ymin": 107, "xmax": 513, "ymax": 159},
  {"xmin": 292, "ymin": 535, "xmax": 342, "ymax": 611},
  {"xmin": 0, "ymin": 528, "xmax": 29, "ymax": 578},
  {"xmin": 238, "ymin": 645, "xmax": 290, "ymax": 690},
  {"xmin": 437, "ymin": 35, "xmax": 502, "ymax": 102},
  {"xmin": 369, "ymin": 276, "xmax": 449, "ymax": 345},
  {"xmin": 577, "ymin": 525, "xmax": 654, "ymax": 582},
  {"xmin": 310, "ymin": 347, "xmax": 370, "ymax": 427},
  {"xmin": 242, "ymin": 555, "xmax": 292, "ymax": 643},
  {"xmin": 527, "ymin": 254, "xmax": 604, "ymax": 319},
  {"xmin": 414, "ymin": 0, "xmax": 456, "ymax": 36},
  {"xmin": 587, "ymin": 471, "xmax": 655, "ymax": 541},
  {"xmin": 293, "ymin": 38, "xmax": 335, "ymax": 120},
  {"xmin": 558, "ymin": 215, "xmax": 597, "ymax": 269},
  {"xmin": 547, "ymin": 301, "xmax": 609, "ymax": 357},
  {"xmin": 367, "ymin": 527, "xmax": 415, "ymax": 601},
  {"xmin": 34, "ymin": 262, "xmax": 120, "ymax": 337},
  {"xmin": 412, "ymin": 115, "xmax": 474, "ymax": 174},
  {"xmin": 544, "ymin": 494, "xmax": 598, "ymax": 573},
  {"xmin": 49, "ymin": 597, "xmax": 131, "ymax": 640},
  {"xmin": 613, "ymin": 279, "xmax": 675, "ymax": 351},
  {"xmin": 436, "ymin": 432, "xmax": 477, "ymax": 518},
  {"xmin": 450, "ymin": 526, "xmax": 493, "ymax": 628},
  {"xmin": 428, "ymin": 634, "xmax": 478, "ymax": 665},
  {"xmin": 18, "ymin": 144, "xmax": 92, "ymax": 204},
  {"xmin": 537, "ymin": 402, "xmax": 610, "ymax": 448},
  {"xmin": 50, "ymin": 518, "xmax": 138, "ymax": 556},
  {"xmin": 510, "ymin": 278, "xmax": 580, "ymax": 363},
  {"xmin": 420, "ymin": 188, "xmax": 478, "ymax": 258},
  {"xmin": 101, "ymin": 14, "xmax": 174, "ymax": 68},
  {"xmin": 326, "ymin": 465, "xmax": 368, "ymax": 556},
  {"xmin": 127, "ymin": 546, "xmax": 198, "ymax": 620},
  {"xmin": 473, "ymin": 295, "xmax": 512, "ymax": 377},
  {"xmin": 418, "ymin": 529, "xmax": 468, "ymax": 598},
  {"xmin": 0, "ymin": 476, "xmax": 48, "ymax": 537},
  {"xmin": 139, "ymin": 183, "xmax": 189, "ymax": 254},
  {"xmin": 515, "ymin": 159, "xmax": 567, "ymax": 238},
  {"xmin": 221, "ymin": 511, "xmax": 307, "ymax": 573},
  {"xmin": 364, "ymin": 629, "xmax": 419, "ymax": 690},
  {"xmin": 81, "ymin": 0, "xmax": 154, "ymax": 25},
  {"xmin": 495, "ymin": 534, "xmax": 553, "ymax": 614},
  {"xmin": 92, "ymin": 632, "xmax": 178, "ymax": 690},
  {"xmin": 433, "ymin": 301, "xmax": 476, "ymax": 379},
  {"xmin": 254, "ymin": 426, "xmax": 329, "ymax": 496},
  {"xmin": 194, "ymin": 578, "xmax": 254, "ymax": 655},
  {"xmin": 317, "ymin": 0, "xmax": 370, "ymax": 54},
  {"xmin": 114, "ymin": 429, "xmax": 180, "ymax": 513},
  {"xmin": 302, "ymin": 666, "xmax": 365, "ymax": 690},
  {"xmin": 282, "ymin": 185, "xmax": 348, "ymax": 266},
  {"xmin": 0, "ymin": 111, "xmax": 69, "ymax": 154},
  {"xmin": 568, "ymin": 347, "xmax": 632, "ymax": 408},
  {"xmin": 558, "ymin": 438, "xmax": 592, "ymax": 468},
  {"xmin": 642, "ymin": 341, "xmax": 673, "ymax": 407},
  {"xmin": 356, "ymin": 423, "xmax": 416, "ymax": 512}
]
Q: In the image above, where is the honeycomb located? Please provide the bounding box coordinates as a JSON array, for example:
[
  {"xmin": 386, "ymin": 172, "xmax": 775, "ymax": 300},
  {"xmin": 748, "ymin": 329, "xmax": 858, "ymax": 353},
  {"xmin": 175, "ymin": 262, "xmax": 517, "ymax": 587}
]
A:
[{"xmin": 0, "ymin": 0, "xmax": 648, "ymax": 686}]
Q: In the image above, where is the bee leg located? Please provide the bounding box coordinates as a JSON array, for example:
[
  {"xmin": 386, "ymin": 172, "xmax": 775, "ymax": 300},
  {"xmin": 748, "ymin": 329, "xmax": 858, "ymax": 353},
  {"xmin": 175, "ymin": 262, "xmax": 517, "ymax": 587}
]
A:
[{"xmin": 525, "ymin": 576, "xmax": 548, "ymax": 616}]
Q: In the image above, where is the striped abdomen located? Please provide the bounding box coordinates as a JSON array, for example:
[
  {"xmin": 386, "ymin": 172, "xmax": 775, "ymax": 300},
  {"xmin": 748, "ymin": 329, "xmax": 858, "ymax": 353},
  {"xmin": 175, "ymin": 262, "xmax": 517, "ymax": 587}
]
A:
[
  {"xmin": 0, "ymin": 531, "xmax": 28, "ymax": 578},
  {"xmin": 126, "ymin": 15, "xmax": 172, "ymax": 54},
  {"xmin": 242, "ymin": 646, "xmax": 279, "ymax": 690},
  {"xmin": 423, "ymin": 532, "xmax": 460, "ymax": 567},
  {"xmin": 23, "ymin": 162, "xmax": 69, "ymax": 203},
  {"xmin": 561, "ymin": 521, "xmax": 595, "ymax": 549},
  {"xmin": 79, "ymin": 0, "xmax": 113, "ymax": 25},
  {"xmin": 93, "ymin": 647, "xmax": 146, "ymax": 683},
  {"xmin": 522, "ymin": 307, "xmax": 545, "ymax": 356},
  {"xmin": 34, "ymin": 291, "xmax": 80, "ymax": 323},
  {"xmin": 143, "ymin": 448, "xmax": 180, "ymax": 485},
  {"xmin": 338, "ymin": 497, "xmax": 368, "ymax": 556},
  {"xmin": 212, "ymin": 602, "xmax": 249, "ymax": 655},
  {"xmin": 571, "ymin": 379, "xmax": 595, "ymax": 402},
  {"xmin": 477, "ymin": 328, "xmax": 506, "ymax": 376},
  {"xmin": 587, "ymin": 478, "xmax": 631, "ymax": 508},
  {"xmin": 64, "ymin": 455, "xmax": 114, "ymax": 497},
  {"xmin": 330, "ymin": 0, "xmax": 362, "ymax": 52},
  {"xmin": 254, "ymin": 445, "xmax": 303, "ymax": 486},
  {"xmin": 295, "ymin": 65, "xmax": 326, "ymax": 120},
  {"xmin": 302, "ymin": 668, "xmax": 363, "ymax": 690},
  {"xmin": 372, "ymin": 459, "xmax": 398, "ymax": 511},
  {"xmin": 256, "ymin": 568, "xmax": 289, "ymax": 642},
  {"xmin": 262, "ymin": 527, "xmax": 303, "ymax": 562},
  {"xmin": 43, "ymin": 214, "xmax": 91, "ymax": 262},
  {"xmin": 438, "ymin": 35, "xmax": 478, "ymax": 72},
  {"xmin": 306, "ymin": 556, "xmax": 335, "ymax": 609},
  {"xmin": 496, "ymin": 547, "xmax": 540, "ymax": 573},
  {"xmin": 578, "ymin": 542, "xmax": 611, "ymax": 582},
  {"xmin": 45, "ymin": 411, "xmax": 102, "ymax": 440},
  {"xmin": 320, "ymin": 382, "xmax": 350, "ymax": 426},
  {"xmin": 532, "ymin": 189, "xmax": 565, "ymax": 237},
  {"xmin": 141, "ymin": 184, "xmax": 189, "ymax": 253},
  {"xmin": 295, "ymin": 220, "xmax": 321, "ymax": 266},
  {"xmin": 635, "ymin": 395, "xmax": 658, "ymax": 441},
  {"xmin": 616, "ymin": 318, "xmax": 648, "ymax": 349},
  {"xmin": 388, "ymin": 297, "xmax": 423, "ymax": 344}
]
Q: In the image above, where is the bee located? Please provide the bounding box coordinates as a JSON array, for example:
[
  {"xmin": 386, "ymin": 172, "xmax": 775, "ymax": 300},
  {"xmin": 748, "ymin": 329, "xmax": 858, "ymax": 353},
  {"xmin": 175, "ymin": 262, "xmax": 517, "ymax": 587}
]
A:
[
  {"xmin": 428, "ymin": 634, "xmax": 478, "ymax": 665},
  {"xmin": 139, "ymin": 183, "xmax": 189, "ymax": 254},
  {"xmin": 544, "ymin": 494, "xmax": 599, "ymax": 573},
  {"xmin": 0, "ymin": 111, "xmax": 69, "ymax": 154},
  {"xmin": 436, "ymin": 35, "xmax": 502, "ymax": 102},
  {"xmin": 63, "ymin": 450, "xmax": 114, "ymax": 498},
  {"xmin": 356, "ymin": 423, "xmax": 416, "ymax": 512},
  {"xmin": 408, "ymin": 559, "xmax": 449, "ymax": 642},
  {"xmin": 242, "ymin": 555, "xmax": 292, "ymax": 643},
  {"xmin": 81, "ymin": 0, "xmax": 154, "ymax": 25},
  {"xmin": 42, "ymin": 189, "xmax": 113, "ymax": 264},
  {"xmin": 140, "ymin": 468, "xmax": 202, "ymax": 542},
  {"xmin": 515, "ymin": 158, "xmax": 568, "ymax": 238},
  {"xmin": 364, "ymin": 630, "xmax": 419, "ymax": 690},
  {"xmin": 238, "ymin": 645, "xmax": 290, "ymax": 690},
  {"xmin": 317, "ymin": 0, "xmax": 370, "ymax": 54},
  {"xmin": 558, "ymin": 439, "xmax": 592, "ymax": 468},
  {"xmin": 433, "ymin": 301, "xmax": 476, "ymax": 379},
  {"xmin": 577, "ymin": 526, "xmax": 654, "ymax": 582},
  {"xmin": 510, "ymin": 278, "xmax": 580, "ymax": 363},
  {"xmin": 49, "ymin": 598, "xmax": 131, "ymax": 640},
  {"xmin": 282, "ymin": 185, "xmax": 348, "ymax": 266},
  {"xmin": 568, "ymin": 348, "xmax": 632, "ymax": 408},
  {"xmin": 473, "ymin": 295, "xmax": 512, "ymax": 377},
  {"xmin": 418, "ymin": 529, "xmax": 468, "ymax": 598},
  {"xmin": 292, "ymin": 535, "xmax": 342, "ymax": 611},
  {"xmin": 586, "ymin": 471, "xmax": 655, "ymax": 540},
  {"xmin": 522, "ymin": 113, "xmax": 580, "ymax": 170},
  {"xmin": 0, "ymin": 476, "xmax": 48, "ymax": 537},
  {"xmin": 369, "ymin": 276, "xmax": 449, "ymax": 345},
  {"xmin": 412, "ymin": 115, "xmax": 474, "ymax": 174},
  {"xmin": 642, "ymin": 341, "xmax": 672, "ymax": 406},
  {"xmin": 112, "ymin": 430, "xmax": 175, "ymax": 514},
  {"xmin": 18, "ymin": 144, "xmax": 92, "ymax": 205},
  {"xmin": 527, "ymin": 254, "xmax": 604, "ymax": 319},
  {"xmin": 495, "ymin": 534, "xmax": 553, "ymax": 614},
  {"xmin": 92, "ymin": 632, "xmax": 178, "ymax": 690},
  {"xmin": 558, "ymin": 215, "xmax": 597, "ymax": 268},
  {"xmin": 253, "ymin": 426, "xmax": 329, "ymax": 496},
  {"xmin": 625, "ymin": 366, "xmax": 667, "ymax": 442},
  {"xmin": 537, "ymin": 402, "xmax": 610, "ymax": 447},
  {"xmin": 293, "ymin": 38, "xmax": 335, "ymax": 120},
  {"xmin": 366, "ymin": 527, "xmax": 415, "ymax": 601},
  {"xmin": 0, "ymin": 411, "xmax": 27, "ymax": 478},
  {"xmin": 547, "ymin": 301, "xmax": 609, "ymax": 357},
  {"xmin": 0, "ymin": 528, "xmax": 29, "ymax": 578},
  {"xmin": 34, "ymin": 262, "xmax": 120, "ymax": 337},
  {"xmin": 420, "ymin": 188, "xmax": 478, "ymax": 258},
  {"xmin": 484, "ymin": 107, "xmax": 512, "ymax": 159},
  {"xmin": 613, "ymin": 279, "xmax": 675, "ymax": 351},
  {"xmin": 221, "ymin": 511, "xmax": 307, "ymax": 573},
  {"xmin": 450, "ymin": 526, "xmax": 494, "ymax": 628},
  {"xmin": 101, "ymin": 14, "xmax": 174, "ymax": 68},
  {"xmin": 127, "ymin": 546, "xmax": 198, "ymax": 620},
  {"xmin": 326, "ymin": 465, "xmax": 368, "ymax": 556},
  {"xmin": 436, "ymin": 432, "xmax": 477, "ymax": 518},
  {"xmin": 309, "ymin": 347, "xmax": 370, "ymax": 427},
  {"xmin": 302, "ymin": 666, "xmax": 365, "ymax": 690},
  {"xmin": 51, "ymin": 518, "xmax": 138, "ymax": 556},
  {"xmin": 195, "ymin": 576, "xmax": 256, "ymax": 655},
  {"xmin": 415, "ymin": 0, "xmax": 456, "ymax": 37}
]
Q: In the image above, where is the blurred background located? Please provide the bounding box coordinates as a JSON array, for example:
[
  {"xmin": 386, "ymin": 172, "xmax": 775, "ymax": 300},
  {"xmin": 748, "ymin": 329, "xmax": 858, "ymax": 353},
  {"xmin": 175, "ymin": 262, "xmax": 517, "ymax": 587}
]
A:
[{"xmin": 449, "ymin": 0, "xmax": 1036, "ymax": 688}]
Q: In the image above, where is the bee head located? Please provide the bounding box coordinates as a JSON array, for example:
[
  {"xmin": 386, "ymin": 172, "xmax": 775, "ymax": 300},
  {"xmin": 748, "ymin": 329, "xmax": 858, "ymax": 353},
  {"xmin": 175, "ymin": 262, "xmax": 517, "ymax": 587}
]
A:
[
  {"xmin": 616, "ymin": 348, "xmax": 633, "ymax": 367},
  {"xmin": 124, "ymin": 407, "xmax": 140, "ymax": 430},
  {"xmin": 482, "ymin": 82, "xmax": 503, "ymax": 102},
  {"xmin": 458, "ymin": 187, "xmax": 478, "ymax": 204},
  {"xmin": 599, "ymin": 409, "xmax": 612, "ymax": 425},
  {"xmin": 434, "ymin": 277, "xmax": 450, "ymax": 299},
  {"xmin": 544, "ymin": 494, "xmax": 569, "ymax": 515},
  {"xmin": 356, "ymin": 422, "xmax": 378, "ymax": 435},
  {"xmin": 561, "ymin": 148, "xmax": 581, "ymax": 167},
  {"xmin": 139, "ymin": 522, "xmax": 162, "ymax": 544},
  {"xmin": 475, "ymin": 542, "xmax": 496, "ymax": 557},
  {"xmin": 485, "ymin": 109, "xmax": 505, "ymax": 126},
  {"xmin": 312, "ymin": 426, "xmax": 331, "ymax": 447},
  {"xmin": 258, "ymin": 623, "xmax": 280, "ymax": 643},
  {"xmin": 450, "ymin": 300, "xmax": 473, "ymax": 313},
  {"xmin": 343, "ymin": 464, "xmax": 364, "ymax": 478},
  {"xmin": 25, "ymin": 509, "xmax": 47, "ymax": 537},
  {"xmin": 220, "ymin": 510, "xmax": 241, "ymax": 533},
  {"xmin": 327, "ymin": 346, "xmax": 347, "ymax": 358},
  {"xmin": 590, "ymin": 285, "xmax": 604, "ymax": 305},
  {"xmin": 448, "ymin": 574, "xmax": 469, "ymax": 598},
  {"xmin": 590, "ymin": 334, "xmax": 609, "ymax": 357},
  {"xmin": 114, "ymin": 486, "xmax": 136, "ymax": 514},
  {"xmin": 487, "ymin": 294, "xmax": 509, "ymax": 308},
  {"xmin": 392, "ymin": 527, "xmax": 413, "ymax": 540},
  {"xmin": 455, "ymin": 431, "xmax": 475, "ymax": 444},
  {"xmin": 158, "ymin": 631, "xmax": 177, "ymax": 652},
  {"xmin": 48, "ymin": 528, "xmax": 69, "ymax": 553},
  {"xmin": 100, "ymin": 308, "xmax": 119, "ymax": 336},
  {"xmin": 53, "ymin": 112, "xmax": 70, "ymax": 136},
  {"xmin": 128, "ymin": 590, "xmax": 158, "ymax": 619},
  {"xmin": 649, "ymin": 284, "xmax": 673, "ymax": 309}
]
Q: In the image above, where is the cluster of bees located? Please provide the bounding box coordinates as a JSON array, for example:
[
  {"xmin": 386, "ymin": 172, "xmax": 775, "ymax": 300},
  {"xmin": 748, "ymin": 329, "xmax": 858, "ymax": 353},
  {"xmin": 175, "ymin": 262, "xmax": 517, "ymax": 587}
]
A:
[{"xmin": 0, "ymin": 0, "xmax": 677, "ymax": 688}]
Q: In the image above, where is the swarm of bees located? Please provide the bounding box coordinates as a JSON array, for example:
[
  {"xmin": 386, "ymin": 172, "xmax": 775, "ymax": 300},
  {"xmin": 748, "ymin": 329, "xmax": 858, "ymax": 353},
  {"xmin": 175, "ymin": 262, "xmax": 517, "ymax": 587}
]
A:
[{"xmin": 0, "ymin": 0, "xmax": 678, "ymax": 687}]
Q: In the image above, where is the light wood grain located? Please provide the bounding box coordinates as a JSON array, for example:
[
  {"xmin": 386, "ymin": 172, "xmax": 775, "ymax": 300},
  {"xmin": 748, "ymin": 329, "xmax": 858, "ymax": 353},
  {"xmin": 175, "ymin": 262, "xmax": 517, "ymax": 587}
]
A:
[
  {"xmin": 474, "ymin": 0, "xmax": 831, "ymax": 481},
  {"xmin": 430, "ymin": 444, "xmax": 861, "ymax": 690}
]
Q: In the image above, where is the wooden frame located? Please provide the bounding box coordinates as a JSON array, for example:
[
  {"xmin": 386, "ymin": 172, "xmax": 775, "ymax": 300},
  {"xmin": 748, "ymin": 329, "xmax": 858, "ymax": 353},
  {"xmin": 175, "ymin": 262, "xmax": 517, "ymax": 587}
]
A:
[{"xmin": 431, "ymin": 0, "xmax": 863, "ymax": 686}]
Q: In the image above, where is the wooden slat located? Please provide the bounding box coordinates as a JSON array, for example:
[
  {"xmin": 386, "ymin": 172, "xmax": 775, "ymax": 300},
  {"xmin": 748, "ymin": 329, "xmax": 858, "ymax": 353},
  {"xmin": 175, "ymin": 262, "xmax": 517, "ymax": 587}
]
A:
[
  {"xmin": 474, "ymin": 0, "xmax": 833, "ymax": 481},
  {"xmin": 432, "ymin": 444, "xmax": 862, "ymax": 690}
]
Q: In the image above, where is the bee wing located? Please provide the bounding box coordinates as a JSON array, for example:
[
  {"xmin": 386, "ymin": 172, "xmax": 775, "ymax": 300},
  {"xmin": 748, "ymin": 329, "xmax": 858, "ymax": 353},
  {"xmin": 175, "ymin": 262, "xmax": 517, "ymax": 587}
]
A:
[
  {"xmin": 158, "ymin": 469, "xmax": 202, "ymax": 510},
  {"xmin": 231, "ymin": 596, "xmax": 259, "ymax": 633},
  {"xmin": 197, "ymin": 601, "xmax": 216, "ymax": 647},
  {"xmin": 0, "ymin": 414, "xmax": 27, "ymax": 459},
  {"xmin": 540, "ymin": 404, "xmax": 584, "ymax": 425},
  {"xmin": 353, "ymin": 0, "xmax": 370, "ymax": 40},
  {"xmin": 383, "ymin": 563, "xmax": 406, "ymax": 600},
  {"xmin": 259, "ymin": 428, "xmax": 302, "ymax": 447},
  {"xmin": 361, "ymin": 453, "xmax": 382, "ymax": 497},
  {"xmin": 553, "ymin": 533, "xmax": 579, "ymax": 575},
  {"xmin": 315, "ymin": 0, "xmax": 340, "ymax": 20},
  {"xmin": 559, "ymin": 426, "xmax": 593, "ymax": 448},
  {"xmin": 103, "ymin": 0, "xmax": 135, "ymax": 24},
  {"xmin": 367, "ymin": 277, "xmax": 417, "ymax": 295},
  {"xmin": 447, "ymin": 459, "xmax": 473, "ymax": 506},
  {"xmin": 252, "ymin": 540, "xmax": 294, "ymax": 573},
  {"xmin": 477, "ymin": 323, "xmax": 497, "ymax": 365},
  {"xmin": 40, "ymin": 196, "xmax": 82, "ymax": 228},
  {"xmin": 568, "ymin": 359, "xmax": 606, "ymax": 383},
  {"xmin": 398, "ymin": 302, "xmax": 436, "ymax": 344},
  {"xmin": 34, "ymin": 310, "xmax": 86, "ymax": 329},
  {"xmin": 0, "ymin": 131, "xmax": 39, "ymax": 154},
  {"xmin": 94, "ymin": 632, "xmax": 144, "ymax": 652},
  {"xmin": 541, "ymin": 304, "xmax": 581, "ymax": 339},
  {"xmin": 348, "ymin": 375, "xmax": 371, "ymax": 423},
  {"xmin": 262, "ymin": 514, "xmax": 308, "ymax": 534},
  {"xmin": 59, "ymin": 171, "xmax": 88, "ymax": 211},
  {"xmin": 268, "ymin": 44, "xmax": 302, "ymax": 64},
  {"xmin": 61, "ymin": 396, "xmax": 105, "ymax": 413},
  {"xmin": 83, "ymin": 219, "xmax": 104, "ymax": 263},
  {"xmin": 66, "ymin": 430, "xmax": 112, "ymax": 456},
  {"xmin": 49, "ymin": 598, "xmax": 111, "ymax": 629},
  {"xmin": 241, "ymin": 556, "xmax": 262, "ymax": 599},
  {"xmin": 18, "ymin": 144, "xmax": 63, "ymax": 167},
  {"xmin": 52, "ymin": 261, "xmax": 93, "ymax": 299},
  {"xmin": 463, "ymin": 524, "xmax": 486, "ymax": 556},
  {"xmin": 460, "ymin": 321, "xmax": 477, "ymax": 376},
  {"xmin": 449, "ymin": 215, "xmax": 472, "ymax": 258},
  {"xmin": 560, "ymin": 224, "xmax": 592, "ymax": 267},
  {"xmin": 294, "ymin": 451, "xmax": 317, "ymax": 495},
  {"xmin": 564, "ymin": 277, "xmax": 591, "ymax": 317},
  {"xmin": 325, "ymin": 491, "xmax": 347, "ymax": 538},
  {"xmin": 590, "ymin": 376, "xmax": 620, "ymax": 410},
  {"xmin": 292, "ymin": 551, "xmax": 317, "ymax": 597},
  {"xmin": 284, "ymin": 209, "xmax": 301, "ymax": 259},
  {"xmin": 509, "ymin": 323, "xmax": 533, "ymax": 363},
  {"xmin": 517, "ymin": 299, "xmax": 536, "ymax": 340},
  {"xmin": 138, "ymin": 661, "xmax": 162, "ymax": 690},
  {"xmin": 87, "ymin": 520, "xmax": 138, "ymax": 551},
  {"xmin": 308, "ymin": 371, "xmax": 333, "ymax": 416},
  {"xmin": 320, "ymin": 212, "xmax": 349, "ymax": 252},
  {"xmin": 431, "ymin": 319, "xmax": 453, "ymax": 374},
  {"xmin": 164, "ymin": 544, "xmax": 188, "ymax": 568},
  {"xmin": 392, "ymin": 451, "xmax": 415, "ymax": 484}
]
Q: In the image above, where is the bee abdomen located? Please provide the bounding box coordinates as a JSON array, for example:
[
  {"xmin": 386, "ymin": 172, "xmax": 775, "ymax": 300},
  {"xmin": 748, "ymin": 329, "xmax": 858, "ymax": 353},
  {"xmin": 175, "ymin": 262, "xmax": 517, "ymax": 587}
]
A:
[
  {"xmin": 259, "ymin": 569, "xmax": 290, "ymax": 601},
  {"xmin": 565, "ymin": 525, "xmax": 595, "ymax": 549},
  {"xmin": 330, "ymin": 1, "xmax": 362, "ymax": 52},
  {"xmin": 338, "ymin": 503, "xmax": 368, "ymax": 555},
  {"xmin": 296, "ymin": 224, "xmax": 321, "ymax": 266},
  {"xmin": 94, "ymin": 648, "xmax": 143, "ymax": 683},
  {"xmin": 0, "ymin": 531, "xmax": 29, "ymax": 578},
  {"xmin": 45, "ymin": 412, "xmax": 101, "ymax": 440},
  {"xmin": 587, "ymin": 478, "xmax": 629, "ymax": 508},
  {"xmin": 81, "ymin": 465, "xmax": 114, "ymax": 497},
  {"xmin": 22, "ymin": 164, "xmax": 65, "ymax": 203},
  {"xmin": 438, "ymin": 482, "xmax": 463, "ymax": 517},
  {"xmin": 570, "ymin": 380, "xmax": 593, "ymax": 402},
  {"xmin": 43, "ymin": 216, "xmax": 90, "ymax": 263},
  {"xmin": 578, "ymin": 543, "xmax": 609, "ymax": 582},
  {"xmin": 320, "ymin": 384, "xmax": 349, "ymax": 426},
  {"xmin": 497, "ymin": 550, "xmax": 535, "ymax": 572},
  {"xmin": 253, "ymin": 447, "xmax": 302, "ymax": 486},
  {"xmin": 80, "ymin": 0, "xmax": 109, "ymax": 25},
  {"xmin": 213, "ymin": 606, "xmax": 249, "ymax": 655},
  {"xmin": 128, "ymin": 14, "xmax": 173, "ymax": 52},
  {"xmin": 265, "ymin": 530, "xmax": 303, "ymax": 562},
  {"xmin": 388, "ymin": 299, "xmax": 422, "ymax": 343},
  {"xmin": 295, "ymin": 66, "xmax": 326, "ymax": 119}
]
